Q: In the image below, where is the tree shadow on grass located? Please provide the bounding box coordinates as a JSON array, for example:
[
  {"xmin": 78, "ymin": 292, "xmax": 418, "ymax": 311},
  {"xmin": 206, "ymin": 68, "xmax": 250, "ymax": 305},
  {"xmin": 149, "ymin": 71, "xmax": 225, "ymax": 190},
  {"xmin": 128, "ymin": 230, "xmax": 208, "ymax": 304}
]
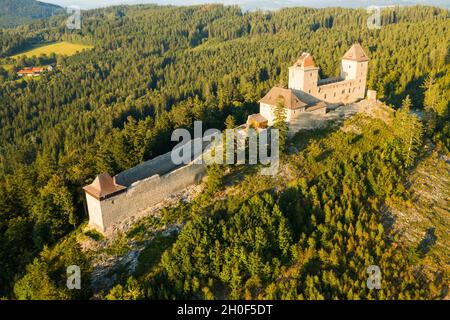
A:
[
  {"xmin": 134, "ymin": 233, "xmax": 178, "ymax": 277},
  {"xmin": 289, "ymin": 125, "xmax": 337, "ymax": 155},
  {"xmin": 416, "ymin": 227, "xmax": 437, "ymax": 257}
]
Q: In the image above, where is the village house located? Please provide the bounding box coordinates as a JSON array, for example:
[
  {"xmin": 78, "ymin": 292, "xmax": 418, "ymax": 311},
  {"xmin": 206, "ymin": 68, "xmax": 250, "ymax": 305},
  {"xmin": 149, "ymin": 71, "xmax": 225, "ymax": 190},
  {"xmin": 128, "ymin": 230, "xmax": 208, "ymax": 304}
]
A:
[{"xmin": 17, "ymin": 66, "xmax": 52, "ymax": 77}]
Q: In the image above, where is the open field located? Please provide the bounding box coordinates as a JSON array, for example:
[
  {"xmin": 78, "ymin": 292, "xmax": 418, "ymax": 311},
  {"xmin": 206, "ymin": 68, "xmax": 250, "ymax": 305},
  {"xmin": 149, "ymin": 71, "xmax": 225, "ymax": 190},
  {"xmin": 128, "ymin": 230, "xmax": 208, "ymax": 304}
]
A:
[
  {"xmin": 11, "ymin": 42, "xmax": 93, "ymax": 59},
  {"xmin": 0, "ymin": 64, "xmax": 13, "ymax": 71}
]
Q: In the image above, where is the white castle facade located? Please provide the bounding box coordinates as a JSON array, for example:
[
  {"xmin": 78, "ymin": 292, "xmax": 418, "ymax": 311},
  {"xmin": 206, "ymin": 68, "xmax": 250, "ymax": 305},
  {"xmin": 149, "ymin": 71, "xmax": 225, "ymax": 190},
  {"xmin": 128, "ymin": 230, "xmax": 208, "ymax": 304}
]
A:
[{"xmin": 247, "ymin": 43, "xmax": 370, "ymax": 128}]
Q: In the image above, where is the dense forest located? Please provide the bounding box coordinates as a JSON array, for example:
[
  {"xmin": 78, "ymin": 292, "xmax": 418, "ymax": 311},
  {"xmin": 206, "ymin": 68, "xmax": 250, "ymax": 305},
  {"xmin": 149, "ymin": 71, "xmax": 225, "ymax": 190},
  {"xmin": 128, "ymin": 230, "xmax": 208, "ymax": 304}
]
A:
[
  {"xmin": 0, "ymin": 0, "xmax": 64, "ymax": 29},
  {"xmin": 104, "ymin": 108, "xmax": 427, "ymax": 300},
  {"xmin": 0, "ymin": 4, "xmax": 448, "ymax": 299}
]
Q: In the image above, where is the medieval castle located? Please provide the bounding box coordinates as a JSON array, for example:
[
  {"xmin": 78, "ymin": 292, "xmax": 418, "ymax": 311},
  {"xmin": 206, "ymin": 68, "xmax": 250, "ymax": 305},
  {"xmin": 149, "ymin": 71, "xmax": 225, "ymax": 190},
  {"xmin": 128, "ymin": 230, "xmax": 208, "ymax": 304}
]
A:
[
  {"xmin": 84, "ymin": 44, "xmax": 372, "ymax": 233},
  {"xmin": 246, "ymin": 43, "xmax": 370, "ymax": 129}
]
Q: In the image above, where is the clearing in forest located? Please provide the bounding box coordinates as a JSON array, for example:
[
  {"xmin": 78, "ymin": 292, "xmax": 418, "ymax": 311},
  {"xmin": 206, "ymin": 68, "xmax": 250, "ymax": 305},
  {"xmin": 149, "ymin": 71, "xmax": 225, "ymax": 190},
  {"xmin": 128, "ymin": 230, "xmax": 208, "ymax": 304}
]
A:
[{"xmin": 11, "ymin": 41, "xmax": 93, "ymax": 58}]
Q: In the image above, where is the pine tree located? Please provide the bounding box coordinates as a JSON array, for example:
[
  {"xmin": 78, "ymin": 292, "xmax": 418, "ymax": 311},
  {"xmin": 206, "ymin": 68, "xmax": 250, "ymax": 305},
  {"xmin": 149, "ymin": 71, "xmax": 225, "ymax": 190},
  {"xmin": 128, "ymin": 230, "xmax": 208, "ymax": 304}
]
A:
[
  {"xmin": 225, "ymin": 115, "xmax": 236, "ymax": 129},
  {"xmin": 273, "ymin": 97, "xmax": 288, "ymax": 153},
  {"xmin": 206, "ymin": 163, "xmax": 224, "ymax": 194},
  {"xmin": 401, "ymin": 95, "xmax": 412, "ymax": 113}
]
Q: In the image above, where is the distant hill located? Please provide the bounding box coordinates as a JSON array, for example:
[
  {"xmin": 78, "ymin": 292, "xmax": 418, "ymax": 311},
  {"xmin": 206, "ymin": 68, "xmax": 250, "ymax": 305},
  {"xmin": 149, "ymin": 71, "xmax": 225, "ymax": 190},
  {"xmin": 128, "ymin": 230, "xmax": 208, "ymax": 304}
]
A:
[
  {"xmin": 233, "ymin": 0, "xmax": 450, "ymax": 11},
  {"xmin": 47, "ymin": 0, "xmax": 450, "ymax": 10},
  {"xmin": 0, "ymin": 0, "xmax": 64, "ymax": 28}
]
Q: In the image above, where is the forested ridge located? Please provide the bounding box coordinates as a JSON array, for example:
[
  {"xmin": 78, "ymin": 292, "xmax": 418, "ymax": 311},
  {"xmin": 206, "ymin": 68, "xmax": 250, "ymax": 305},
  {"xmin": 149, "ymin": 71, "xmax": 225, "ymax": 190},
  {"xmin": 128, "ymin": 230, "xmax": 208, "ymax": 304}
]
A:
[
  {"xmin": 0, "ymin": 4, "xmax": 448, "ymax": 299},
  {"xmin": 0, "ymin": 0, "xmax": 64, "ymax": 29}
]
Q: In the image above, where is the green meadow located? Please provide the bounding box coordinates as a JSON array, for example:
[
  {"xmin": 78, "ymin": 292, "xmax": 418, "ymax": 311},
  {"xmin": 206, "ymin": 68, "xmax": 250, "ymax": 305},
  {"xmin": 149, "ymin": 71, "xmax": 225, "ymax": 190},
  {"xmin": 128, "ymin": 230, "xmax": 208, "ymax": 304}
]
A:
[{"xmin": 11, "ymin": 41, "xmax": 93, "ymax": 59}]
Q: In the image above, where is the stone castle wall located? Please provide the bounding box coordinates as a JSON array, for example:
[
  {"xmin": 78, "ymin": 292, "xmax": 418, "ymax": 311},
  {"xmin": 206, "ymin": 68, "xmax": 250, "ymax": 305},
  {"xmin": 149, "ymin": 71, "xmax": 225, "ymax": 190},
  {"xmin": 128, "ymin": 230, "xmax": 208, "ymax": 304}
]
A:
[
  {"xmin": 315, "ymin": 78, "xmax": 366, "ymax": 104},
  {"xmin": 289, "ymin": 54, "xmax": 369, "ymax": 105},
  {"xmin": 115, "ymin": 151, "xmax": 180, "ymax": 187},
  {"xmin": 87, "ymin": 136, "xmax": 211, "ymax": 233},
  {"xmin": 89, "ymin": 161, "xmax": 207, "ymax": 232}
]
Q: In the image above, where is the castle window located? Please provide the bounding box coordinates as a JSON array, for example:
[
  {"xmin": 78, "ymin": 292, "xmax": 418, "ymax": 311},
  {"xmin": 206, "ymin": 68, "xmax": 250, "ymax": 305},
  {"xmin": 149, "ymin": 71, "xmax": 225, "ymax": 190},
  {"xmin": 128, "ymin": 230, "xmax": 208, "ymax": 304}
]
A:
[
  {"xmin": 308, "ymin": 90, "xmax": 311, "ymax": 94},
  {"xmin": 324, "ymin": 94, "xmax": 327, "ymax": 99},
  {"xmin": 334, "ymin": 92, "xmax": 336, "ymax": 97},
  {"xmin": 342, "ymin": 89, "xmax": 345, "ymax": 94},
  {"xmin": 348, "ymin": 88, "xmax": 351, "ymax": 93}
]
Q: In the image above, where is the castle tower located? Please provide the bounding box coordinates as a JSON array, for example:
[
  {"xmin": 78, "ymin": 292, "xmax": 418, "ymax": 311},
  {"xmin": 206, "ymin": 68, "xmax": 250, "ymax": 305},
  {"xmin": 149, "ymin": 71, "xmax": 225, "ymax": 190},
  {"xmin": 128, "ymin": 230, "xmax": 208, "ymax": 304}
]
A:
[
  {"xmin": 83, "ymin": 173, "xmax": 126, "ymax": 232},
  {"xmin": 288, "ymin": 53, "xmax": 319, "ymax": 95},
  {"xmin": 340, "ymin": 44, "xmax": 369, "ymax": 100}
]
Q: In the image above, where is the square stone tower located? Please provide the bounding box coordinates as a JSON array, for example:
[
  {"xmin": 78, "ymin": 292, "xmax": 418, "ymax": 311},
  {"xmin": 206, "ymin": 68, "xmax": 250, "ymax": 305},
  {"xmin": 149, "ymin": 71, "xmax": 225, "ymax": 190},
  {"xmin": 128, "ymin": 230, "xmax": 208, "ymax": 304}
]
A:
[
  {"xmin": 340, "ymin": 44, "xmax": 369, "ymax": 100},
  {"xmin": 287, "ymin": 44, "xmax": 369, "ymax": 104},
  {"xmin": 288, "ymin": 53, "xmax": 319, "ymax": 95},
  {"xmin": 83, "ymin": 173, "xmax": 127, "ymax": 232}
]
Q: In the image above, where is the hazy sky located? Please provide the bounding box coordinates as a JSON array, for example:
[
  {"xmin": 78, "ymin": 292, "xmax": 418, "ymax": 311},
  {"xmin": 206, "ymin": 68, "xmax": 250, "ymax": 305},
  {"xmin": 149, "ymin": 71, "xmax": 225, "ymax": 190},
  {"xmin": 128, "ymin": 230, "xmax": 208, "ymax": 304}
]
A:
[{"xmin": 41, "ymin": 0, "xmax": 450, "ymax": 10}]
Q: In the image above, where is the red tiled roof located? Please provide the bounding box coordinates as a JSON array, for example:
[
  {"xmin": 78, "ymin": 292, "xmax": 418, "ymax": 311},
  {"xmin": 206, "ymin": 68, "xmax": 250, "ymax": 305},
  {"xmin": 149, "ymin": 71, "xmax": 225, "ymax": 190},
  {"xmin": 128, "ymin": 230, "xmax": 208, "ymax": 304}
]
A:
[
  {"xmin": 293, "ymin": 53, "xmax": 316, "ymax": 68},
  {"xmin": 17, "ymin": 69, "xmax": 34, "ymax": 74},
  {"xmin": 17, "ymin": 66, "xmax": 46, "ymax": 74}
]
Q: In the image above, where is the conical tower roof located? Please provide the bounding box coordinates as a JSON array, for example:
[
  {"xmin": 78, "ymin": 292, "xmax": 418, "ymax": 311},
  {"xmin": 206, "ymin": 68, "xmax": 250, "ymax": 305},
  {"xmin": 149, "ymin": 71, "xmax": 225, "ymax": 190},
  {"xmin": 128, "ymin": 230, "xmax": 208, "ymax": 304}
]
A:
[
  {"xmin": 342, "ymin": 44, "xmax": 369, "ymax": 62},
  {"xmin": 293, "ymin": 52, "xmax": 316, "ymax": 68},
  {"xmin": 83, "ymin": 173, "xmax": 126, "ymax": 200}
]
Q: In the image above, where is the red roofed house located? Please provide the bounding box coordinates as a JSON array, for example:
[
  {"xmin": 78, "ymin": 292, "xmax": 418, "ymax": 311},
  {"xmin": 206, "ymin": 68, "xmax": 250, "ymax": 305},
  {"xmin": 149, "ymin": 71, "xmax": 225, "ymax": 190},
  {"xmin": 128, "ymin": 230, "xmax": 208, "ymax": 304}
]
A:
[{"xmin": 17, "ymin": 66, "xmax": 51, "ymax": 77}]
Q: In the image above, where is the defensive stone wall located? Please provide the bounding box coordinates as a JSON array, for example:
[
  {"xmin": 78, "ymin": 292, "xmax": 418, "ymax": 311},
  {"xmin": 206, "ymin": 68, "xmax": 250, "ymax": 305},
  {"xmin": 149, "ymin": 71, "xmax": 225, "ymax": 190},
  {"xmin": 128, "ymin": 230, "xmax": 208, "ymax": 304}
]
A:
[
  {"xmin": 87, "ymin": 136, "xmax": 212, "ymax": 232},
  {"xmin": 115, "ymin": 151, "xmax": 179, "ymax": 187},
  {"xmin": 115, "ymin": 136, "xmax": 210, "ymax": 187},
  {"xmin": 315, "ymin": 79, "xmax": 366, "ymax": 104},
  {"xmin": 92, "ymin": 161, "xmax": 206, "ymax": 232}
]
